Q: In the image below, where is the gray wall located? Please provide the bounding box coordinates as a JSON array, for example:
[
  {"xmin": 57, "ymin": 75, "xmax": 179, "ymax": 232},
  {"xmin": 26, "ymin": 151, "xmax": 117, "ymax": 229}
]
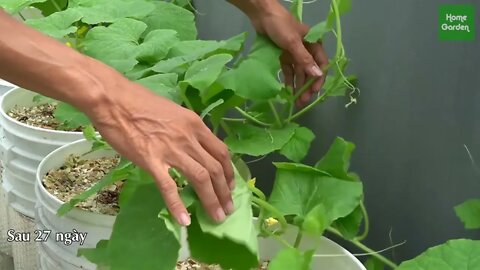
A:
[{"xmin": 194, "ymin": 0, "xmax": 480, "ymax": 263}]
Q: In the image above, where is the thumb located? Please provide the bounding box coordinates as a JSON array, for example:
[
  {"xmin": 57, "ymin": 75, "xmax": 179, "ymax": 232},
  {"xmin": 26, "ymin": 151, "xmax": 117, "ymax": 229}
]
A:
[{"xmin": 287, "ymin": 39, "xmax": 323, "ymax": 77}]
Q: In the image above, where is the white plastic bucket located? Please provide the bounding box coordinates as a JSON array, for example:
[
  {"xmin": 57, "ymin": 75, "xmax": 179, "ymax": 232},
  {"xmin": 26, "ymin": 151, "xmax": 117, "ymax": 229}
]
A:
[
  {"xmin": 35, "ymin": 139, "xmax": 116, "ymax": 270},
  {"xmin": 36, "ymin": 139, "xmax": 365, "ymax": 270},
  {"xmin": 0, "ymin": 88, "xmax": 85, "ymax": 218},
  {"xmin": 0, "ymin": 79, "xmax": 16, "ymax": 97}
]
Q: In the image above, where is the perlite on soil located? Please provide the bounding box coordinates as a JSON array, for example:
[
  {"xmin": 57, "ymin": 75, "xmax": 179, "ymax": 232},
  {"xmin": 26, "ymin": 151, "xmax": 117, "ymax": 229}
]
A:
[
  {"xmin": 43, "ymin": 155, "xmax": 269, "ymax": 269},
  {"xmin": 7, "ymin": 103, "xmax": 82, "ymax": 131}
]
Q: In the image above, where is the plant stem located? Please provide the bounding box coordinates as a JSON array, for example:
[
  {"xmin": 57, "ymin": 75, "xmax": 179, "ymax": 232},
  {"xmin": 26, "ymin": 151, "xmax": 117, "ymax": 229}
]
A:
[
  {"xmin": 222, "ymin": 117, "xmax": 246, "ymax": 122},
  {"xmin": 247, "ymin": 185, "xmax": 267, "ymax": 201},
  {"xmin": 327, "ymin": 228, "xmax": 398, "ymax": 269},
  {"xmin": 51, "ymin": 0, "xmax": 62, "ymax": 11},
  {"xmin": 219, "ymin": 120, "xmax": 234, "ymax": 138},
  {"xmin": 286, "ymin": 92, "xmax": 328, "ymax": 122},
  {"xmin": 331, "ymin": 0, "xmax": 343, "ymax": 60},
  {"xmin": 293, "ymin": 228, "xmax": 303, "ymax": 248},
  {"xmin": 180, "ymin": 91, "xmax": 194, "ymax": 111},
  {"xmin": 355, "ymin": 202, "xmax": 370, "ymax": 241},
  {"xmin": 251, "ymin": 197, "xmax": 288, "ymax": 234},
  {"xmin": 268, "ymin": 100, "xmax": 282, "ymax": 127},
  {"xmin": 234, "ymin": 107, "xmax": 271, "ymax": 127},
  {"xmin": 293, "ymin": 78, "xmax": 315, "ymax": 100}
]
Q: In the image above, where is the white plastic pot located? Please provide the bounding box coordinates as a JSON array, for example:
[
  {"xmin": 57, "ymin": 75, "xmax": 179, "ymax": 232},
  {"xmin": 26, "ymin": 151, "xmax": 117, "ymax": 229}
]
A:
[
  {"xmin": 0, "ymin": 79, "xmax": 16, "ymax": 97},
  {"xmin": 36, "ymin": 139, "xmax": 365, "ymax": 270},
  {"xmin": 0, "ymin": 88, "xmax": 85, "ymax": 218}
]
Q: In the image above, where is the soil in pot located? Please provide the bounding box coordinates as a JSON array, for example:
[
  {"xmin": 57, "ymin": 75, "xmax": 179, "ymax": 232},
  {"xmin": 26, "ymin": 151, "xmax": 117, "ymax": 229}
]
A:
[
  {"xmin": 8, "ymin": 102, "xmax": 82, "ymax": 131},
  {"xmin": 43, "ymin": 155, "xmax": 269, "ymax": 269},
  {"xmin": 42, "ymin": 154, "xmax": 122, "ymax": 215}
]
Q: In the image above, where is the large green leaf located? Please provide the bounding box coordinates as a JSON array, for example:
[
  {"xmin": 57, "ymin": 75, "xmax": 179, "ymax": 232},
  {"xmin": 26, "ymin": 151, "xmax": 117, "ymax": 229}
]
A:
[
  {"xmin": 0, "ymin": 0, "xmax": 46, "ymax": 14},
  {"xmin": 82, "ymin": 18, "xmax": 146, "ymax": 72},
  {"xmin": 135, "ymin": 29, "xmax": 179, "ymax": 63},
  {"xmin": 141, "ymin": 1, "xmax": 196, "ymax": 40},
  {"xmin": 315, "ymin": 137, "xmax": 355, "ymax": 180},
  {"xmin": 32, "ymin": 0, "xmax": 68, "ymax": 16},
  {"xmin": 187, "ymin": 169, "xmax": 258, "ymax": 269},
  {"xmin": 332, "ymin": 205, "xmax": 363, "ymax": 239},
  {"xmin": 181, "ymin": 54, "xmax": 232, "ymax": 100},
  {"xmin": 108, "ymin": 183, "xmax": 180, "ymax": 270},
  {"xmin": 54, "ymin": 102, "xmax": 91, "ymax": 129},
  {"xmin": 455, "ymin": 199, "xmax": 480, "ymax": 229},
  {"xmin": 136, "ymin": 73, "xmax": 181, "ymax": 103},
  {"xmin": 224, "ymin": 123, "xmax": 298, "ymax": 156},
  {"xmin": 269, "ymin": 163, "xmax": 363, "ymax": 234},
  {"xmin": 397, "ymin": 239, "xmax": 480, "ymax": 270},
  {"xmin": 218, "ymin": 35, "xmax": 282, "ymax": 101},
  {"xmin": 268, "ymin": 248, "xmax": 314, "ymax": 270},
  {"xmin": 279, "ymin": 126, "xmax": 315, "ymax": 162},
  {"xmin": 26, "ymin": 8, "xmax": 82, "ymax": 39},
  {"xmin": 78, "ymin": 240, "xmax": 110, "ymax": 268},
  {"xmin": 77, "ymin": 0, "xmax": 155, "ymax": 25},
  {"xmin": 305, "ymin": 21, "xmax": 331, "ymax": 43}
]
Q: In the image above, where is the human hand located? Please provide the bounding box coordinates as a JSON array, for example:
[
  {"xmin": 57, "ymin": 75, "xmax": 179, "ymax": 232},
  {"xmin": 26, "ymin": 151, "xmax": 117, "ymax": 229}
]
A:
[
  {"xmin": 249, "ymin": 3, "xmax": 329, "ymax": 107},
  {"xmin": 85, "ymin": 73, "xmax": 234, "ymax": 226}
]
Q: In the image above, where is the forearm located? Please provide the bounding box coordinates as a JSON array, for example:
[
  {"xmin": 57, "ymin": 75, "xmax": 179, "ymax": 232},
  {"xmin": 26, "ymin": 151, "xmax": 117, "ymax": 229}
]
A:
[
  {"xmin": 0, "ymin": 10, "xmax": 122, "ymax": 116},
  {"xmin": 227, "ymin": 0, "xmax": 282, "ymax": 29}
]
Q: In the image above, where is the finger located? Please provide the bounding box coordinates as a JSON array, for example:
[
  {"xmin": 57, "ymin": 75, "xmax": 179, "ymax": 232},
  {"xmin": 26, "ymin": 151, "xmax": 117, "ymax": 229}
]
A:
[
  {"xmin": 294, "ymin": 66, "xmax": 305, "ymax": 92},
  {"xmin": 175, "ymin": 155, "xmax": 226, "ymax": 223},
  {"xmin": 191, "ymin": 140, "xmax": 234, "ymax": 215},
  {"xmin": 301, "ymin": 90, "xmax": 313, "ymax": 104},
  {"xmin": 281, "ymin": 61, "xmax": 294, "ymax": 89},
  {"xmin": 198, "ymin": 129, "xmax": 235, "ymax": 191},
  {"xmin": 286, "ymin": 39, "xmax": 322, "ymax": 78},
  {"xmin": 151, "ymin": 165, "xmax": 190, "ymax": 226},
  {"xmin": 311, "ymin": 75, "xmax": 325, "ymax": 94}
]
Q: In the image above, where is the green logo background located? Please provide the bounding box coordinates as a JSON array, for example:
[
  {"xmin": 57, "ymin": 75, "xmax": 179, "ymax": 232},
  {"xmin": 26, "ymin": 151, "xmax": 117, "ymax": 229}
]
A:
[{"xmin": 439, "ymin": 5, "xmax": 475, "ymax": 41}]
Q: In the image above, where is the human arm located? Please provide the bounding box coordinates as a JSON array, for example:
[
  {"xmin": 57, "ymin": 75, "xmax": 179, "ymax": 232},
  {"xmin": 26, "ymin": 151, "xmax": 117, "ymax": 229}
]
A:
[
  {"xmin": 0, "ymin": 10, "xmax": 234, "ymax": 225},
  {"xmin": 227, "ymin": 0, "xmax": 329, "ymax": 107}
]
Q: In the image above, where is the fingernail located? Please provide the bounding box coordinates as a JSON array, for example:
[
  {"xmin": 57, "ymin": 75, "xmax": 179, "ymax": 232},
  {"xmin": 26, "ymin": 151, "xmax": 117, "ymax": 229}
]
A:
[
  {"xmin": 311, "ymin": 65, "xmax": 323, "ymax": 77},
  {"xmin": 225, "ymin": 200, "xmax": 235, "ymax": 215},
  {"xmin": 179, "ymin": 212, "xmax": 191, "ymax": 226},
  {"xmin": 215, "ymin": 207, "xmax": 226, "ymax": 222}
]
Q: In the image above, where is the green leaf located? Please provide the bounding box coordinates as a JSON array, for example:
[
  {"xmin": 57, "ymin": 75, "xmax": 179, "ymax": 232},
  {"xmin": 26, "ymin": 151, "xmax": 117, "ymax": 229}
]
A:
[
  {"xmin": 455, "ymin": 199, "xmax": 480, "ymax": 229},
  {"xmin": 136, "ymin": 29, "xmax": 179, "ymax": 63},
  {"xmin": 332, "ymin": 205, "xmax": 363, "ymax": 239},
  {"xmin": 182, "ymin": 54, "xmax": 232, "ymax": 100},
  {"xmin": 77, "ymin": 0, "xmax": 155, "ymax": 25},
  {"xmin": 279, "ymin": 126, "xmax": 315, "ymax": 162},
  {"xmin": 218, "ymin": 35, "xmax": 283, "ymax": 101},
  {"xmin": 141, "ymin": 1, "xmax": 196, "ymax": 41},
  {"xmin": 305, "ymin": 21, "xmax": 331, "ymax": 43},
  {"xmin": 323, "ymin": 75, "xmax": 357, "ymax": 97},
  {"xmin": 78, "ymin": 240, "xmax": 110, "ymax": 268},
  {"xmin": 83, "ymin": 18, "xmax": 146, "ymax": 73},
  {"xmin": 32, "ymin": 0, "xmax": 68, "ymax": 16},
  {"xmin": 187, "ymin": 169, "xmax": 259, "ymax": 269},
  {"xmin": 124, "ymin": 64, "xmax": 152, "ymax": 80},
  {"xmin": 268, "ymin": 248, "xmax": 314, "ymax": 270},
  {"xmin": 54, "ymin": 102, "xmax": 91, "ymax": 129},
  {"xmin": 136, "ymin": 73, "xmax": 181, "ymax": 103},
  {"xmin": 224, "ymin": 123, "xmax": 298, "ymax": 156},
  {"xmin": 397, "ymin": 239, "xmax": 480, "ymax": 270},
  {"xmin": 0, "ymin": 0, "xmax": 46, "ymax": 14},
  {"xmin": 364, "ymin": 257, "xmax": 385, "ymax": 270},
  {"xmin": 200, "ymin": 99, "xmax": 224, "ymax": 119},
  {"xmin": 108, "ymin": 183, "xmax": 180, "ymax": 270},
  {"xmin": 269, "ymin": 163, "xmax": 363, "ymax": 230},
  {"xmin": 315, "ymin": 137, "xmax": 355, "ymax": 180},
  {"xmin": 57, "ymin": 159, "xmax": 133, "ymax": 216},
  {"xmin": 26, "ymin": 8, "xmax": 82, "ymax": 39}
]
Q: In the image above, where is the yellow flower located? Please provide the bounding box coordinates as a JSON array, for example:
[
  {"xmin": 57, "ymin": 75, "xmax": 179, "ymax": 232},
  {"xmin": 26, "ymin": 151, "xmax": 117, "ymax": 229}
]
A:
[
  {"xmin": 247, "ymin": 178, "xmax": 256, "ymax": 188},
  {"xmin": 265, "ymin": 217, "xmax": 278, "ymax": 227},
  {"xmin": 65, "ymin": 42, "xmax": 73, "ymax": 47}
]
